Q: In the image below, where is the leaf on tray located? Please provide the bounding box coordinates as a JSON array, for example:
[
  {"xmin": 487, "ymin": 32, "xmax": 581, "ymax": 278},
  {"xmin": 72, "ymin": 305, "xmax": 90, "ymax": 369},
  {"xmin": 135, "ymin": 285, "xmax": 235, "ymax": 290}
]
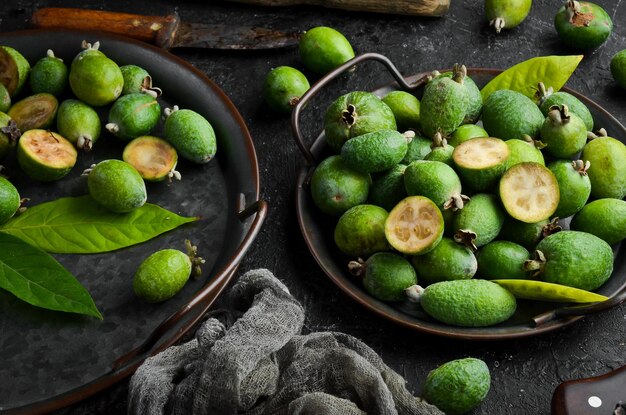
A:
[
  {"xmin": 0, "ymin": 232, "xmax": 102, "ymax": 319},
  {"xmin": 0, "ymin": 196, "xmax": 198, "ymax": 254},
  {"xmin": 480, "ymin": 55, "xmax": 583, "ymax": 102}
]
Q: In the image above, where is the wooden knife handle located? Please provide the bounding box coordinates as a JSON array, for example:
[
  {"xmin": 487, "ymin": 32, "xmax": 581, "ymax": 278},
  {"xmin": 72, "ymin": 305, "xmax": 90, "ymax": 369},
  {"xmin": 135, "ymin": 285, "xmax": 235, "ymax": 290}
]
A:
[
  {"xmin": 30, "ymin": 8, "xmax": 180, "ymax": 48},
  {"xmin": 222, "ymin": 0, "xmax": 450, "ymax": 16}
]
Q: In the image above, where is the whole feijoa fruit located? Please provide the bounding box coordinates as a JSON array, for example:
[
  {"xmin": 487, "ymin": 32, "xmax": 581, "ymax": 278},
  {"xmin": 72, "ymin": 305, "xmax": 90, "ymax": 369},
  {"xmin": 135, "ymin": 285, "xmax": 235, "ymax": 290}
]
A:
[
  {"xmin": 341, "ymin": 129, "xmax": 410, "ymax": 174},
  {"xmin": 537, "ymin": 83, "xmax": 594, "ymax": 131},
  {"xmin": 571, "ymin": 198, "xmax": 626, "ymax": 245},
  {"xmin": 482, "ymin": 89, "xmax": 544, "ymax": 140},
  {"xmin": 411, "ymin": 237, "xmax": 477, "ymax": 285},
  {"xmin": 164, "ymin": 106, "xmax": 217, "ymax": 164},
  {"xmin": 540, "ymin": 105, "xmax": 587, "ymax": 158},
  {"xmin": 422, "ymin": 358, "xmax": 491, "ymax": 415},
  {"xmin": 120, "ymin": 64, "xmax": 160, "ymax": 96},
  {"xmin": 548, "ymin": 159, "xmax": 591, "ymax": 218},
  {"xmin": 424, "ymin": 133, "xmax": 454, "ymax": 166},
  {"xmin": 263, "ymin": 66, "xmax": 310, "ymax": 114},
  {"xmin": 299, "ymin": 26, "xmax": 355, "ymax": 75},
  {"xmin": 554, "ymin": 1, "xmax": 613, "ymax": 50},
  {"xmin": 404, "ymin": 160, "xmax": 467, "ymax": 211},
  {"xmin": 69, "ymin": 42, "xmax": 123, "ymax": 106},
  {"xmin": 8, "ymin": 93, "xmax": 58, "ymax": 132},
  {"xmin": 582, "ymin": 132, "xmax": 626, "ymax": 199},
  {"xmin": 86, "ymin": 159, "xmax": 147, "ymax": 213},
  {"xmin": 452, "ymin": 193, "xmax": 505, "ymax": 250},
  {"xmin": 611, "ymin": 50, "xmax": 626, "ymax": 89},
  {"xmin": 324, "ymin": 91, "xmax": 396, "ymax": 153},
  {"xmin": 349, "ymin": 253, "xmax": 417, "ymax": 302},
  {"xmin": 334, "ymin": 204, "xmax": 390, "ymax": 257},
  {"xmin": 123, "ymin": 136, "xmax": 180, "ymax": 182},
  {"xmin": 477, "ymin": 241, "xmax": 530, "ymax": 280},
  {"xmin": 382, "ymin": 90, "xmax": 420, "ymax": 131},
  {"xmin": 0, "ymin": 176, "xmax": 20, "ymax": 224},
  {"xmin": 56, "ymin": 99, "xmax": 101, "ymax": 151},
  {"xmin": 369, "ymin": 164, "xmax": 407, "ymax": 211},
  {"xmin": 17, "ymin": 129, "xmax": 77, "ymax": 182},
  {"xmin": 437, "ymin": 67, "xmax": 483, "ymax": 124},
  {"xmin": 29, "ymin": 50, "xmax": 68, "ymax": 96},
  {"xmin": 504, "ymin": 136, "xmax": 545, "ymax": 170},
  {"xmin": 403, "ymin": 134, "xmax": 433, "ymax": 163},
  {"xmin": 486, "ymin": 0, "xmax": 532, "ymax": 33},
  {"xmin": 106, "ymin": 93, "xmax": 160, "ymax": 141},
  {"xmin": 0, "ymin": 45, "xmax": 30, "ymax": 97}
]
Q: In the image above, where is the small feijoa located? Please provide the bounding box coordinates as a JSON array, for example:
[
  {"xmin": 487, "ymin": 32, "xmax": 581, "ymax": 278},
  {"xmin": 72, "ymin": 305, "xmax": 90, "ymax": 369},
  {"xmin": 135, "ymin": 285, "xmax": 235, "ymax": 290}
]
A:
[
  {"xmin": 611, "ymin": 50, "xmax": 626, "ymax": 89},
  {"xmin": 381, "ymin": 91, "xmax": 420, "ymax": 131},
  {"xmin": 106, "ymin": 93, "xmax": 160, "ymax": 141},
  {"xmin": 29, "ymin": 49, "xmax": 68, "ymax": 96},
  {"xmin": 485, "ymin": 0, "xmax": 532, "ymax": 33},
  {"xmin": 334, "ymin": 204, "xmax": 390, "ymax": 257},
  {"xmin": 69, "ymin": 41, "xmax": 124, "ymax": 106},
  {"xmin": 554, "ymin": 1, "xmax": 613, "ymax": 50},
  {"xmin": 349, "ymin": 253, "xmax": 417, "ymax": 302},
  {"xmin": 164, "ymin": 106, "xmax": 217, "ymax": 164},
  {"xmin": 263, "ymin": 66, "xmax": 310, "ymax": 114},
  {"xmin": 86, "ymin": 159, "xmax": 147, "ymax": 213},
  {"xmin": 120, "ymin": 64, "xmax": 161, "ymax": 96},
  {"xmin": 299, "ymin": 26, "xmax": 355, "ymax": 74},
  {"xmin": 56, "ymin": 99, "xmax": 101, "ymax": 151}
]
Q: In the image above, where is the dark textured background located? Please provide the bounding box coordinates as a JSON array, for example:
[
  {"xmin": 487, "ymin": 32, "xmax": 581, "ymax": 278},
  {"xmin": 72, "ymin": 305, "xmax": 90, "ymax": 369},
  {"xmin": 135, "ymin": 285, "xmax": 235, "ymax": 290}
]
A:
[{"xmin": 1, "ymin": 0, "xmax": 625, "ymax": 414}]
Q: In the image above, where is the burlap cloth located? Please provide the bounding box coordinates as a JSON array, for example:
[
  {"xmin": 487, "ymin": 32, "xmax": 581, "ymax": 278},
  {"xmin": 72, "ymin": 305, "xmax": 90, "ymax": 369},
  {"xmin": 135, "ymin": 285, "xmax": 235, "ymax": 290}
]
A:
[{"xmin": 128, "ymin": 268, "xmax": 444, "ymax": 415}]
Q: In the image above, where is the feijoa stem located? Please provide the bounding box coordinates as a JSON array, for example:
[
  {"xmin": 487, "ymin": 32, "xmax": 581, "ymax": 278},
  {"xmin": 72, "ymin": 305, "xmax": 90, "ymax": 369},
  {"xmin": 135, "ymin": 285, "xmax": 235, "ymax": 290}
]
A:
[
  {"xmin": 548, "ymin": 105, "xmax": 570, "ymax": 124},
  {"xmin": 524, "ymin": 250, "xmax": 547, "ymax": 277},
  {"xmin": 405, "ymin": 284, "xmax": 425, "ymax": 303},
  {"xmin": 341, "ymin": 104, "xmax": 357, "ymax": 126},
  {"xmin": 587, "ymin": 128, "xmax": 608, "ymax": 141},
  {"xmin": 535, "ymin": 82, "xmax": 554, "ymax": 105},
  {"xmin": 140, "ymin": 75, "xmax": 162, "ymax": 98},
  {"xmin": 572, "ymin": 159, "xmax": 591, "ymax": 176},
  {"xmin": 348, "ymin": 258, "xmax": 366, "ymax": 277},
  {"xmin": 403, "ymin": 130, "xmax": 415, "ymax": 143},
  {"xmin": 542, "ymin": 217, "xmax": 562, "ymax": 238},
  {"xmin": 452, "ymin": 64, "xmax": 466, "ymax": 84},
  {"xmin": 454, "ymin": 229, "xmax": 478, "ymax": 252},
  {"xmin": 185, "ymin": 239, "xmax": 206, "ymax": 278},
  {"xmin": 17, "ymin": 197, "xmax": 29, "ymax": 214},
  {"xmin": 443, "ymin": 194, "xmax": 470, "ymax": 212},
  {"xmin": 1, "ymin": 120, "xmax": 21, "ymax": 144},
  {"xmin": 491, "ymin": 17, "xmax": 506, "ymax": 34},
  {"xmin": 431, "ymin": 131, "xmax": 447, "ymax": 149}
]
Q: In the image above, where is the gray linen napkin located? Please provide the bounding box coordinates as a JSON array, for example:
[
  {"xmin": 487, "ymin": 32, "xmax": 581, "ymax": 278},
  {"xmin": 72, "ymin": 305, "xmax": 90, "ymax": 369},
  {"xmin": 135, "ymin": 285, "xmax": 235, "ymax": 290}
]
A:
[{"xmin": 128, "ymin": 268, "xmax": 443, "ymax": 415}]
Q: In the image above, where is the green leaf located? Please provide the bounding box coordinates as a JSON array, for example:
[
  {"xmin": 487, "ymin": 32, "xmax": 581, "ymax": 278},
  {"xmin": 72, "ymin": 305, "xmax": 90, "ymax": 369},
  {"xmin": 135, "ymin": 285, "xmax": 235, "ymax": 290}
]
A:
[
  {"xmin": 480, "ymin": 55, "xmax": 584, "ymax": 102},
  {"xmin": 0, "ymin": 232, "xmax": 102, "ymax": 318},
  {"xmin": 0, "ymin": 196, "xmax": 198, "ymax": 254}
]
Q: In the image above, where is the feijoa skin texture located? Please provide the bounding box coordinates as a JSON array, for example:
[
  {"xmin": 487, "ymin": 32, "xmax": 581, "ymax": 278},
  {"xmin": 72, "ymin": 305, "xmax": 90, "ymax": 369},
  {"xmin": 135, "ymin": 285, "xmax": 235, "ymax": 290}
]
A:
[
  {"xmin": 582, "ymin": 136, "xmax": 626, "ymax": 199},
  {"xmin": 0, "ymin": 176, "xmax": 20, "ymax": 225},
  {"xmin": 548, "ymin": 160, "xmax": 591, "ymax": 218},
  {"xmin": 369, "ymin": 164, "xmax": 407, "ymax": 211},
  {"xmin": 419, "ymin": 75, "xmax": 469, "ymax": 138},
  {"xmin": 571, "ymin": 199, "xmax": 626, "ymax": 245},
  {"xmin": 505, "ymin": 139, "xmax": 545, "ymax": 170},
  {"xmin": 420, "ymin": 279, "xmax": 517, "ymax": 327},
  {"xmin": 87, "ymin": 159, "xmax": 147, "ymax": 213},
  {"xmin": 482, "ymin": 89, "xmax": 544, "ymax": 140},
  {"xmin": 324, "ymin": 91, "xmax": 396, "ymax": 153},
  {"xmin": 29, "ymin": 50, "xmax": 68, "ymax": 97},
  {"xmin": 299, "ymin": 26, "xmax": 355, "ymax": 75},
  {"xmin": 532, "ymin": 231, "xmax": 613, "ymax": 291},
  {"xmin": 498, "ymin": 217, "xmax": 552, "ymax": 250},
  {"xmin": 477, "ymin": 241, "xmax": 530, "ymax": 280},
  {"xmin": 438, "ymin": 71, "xmax": 483, "ymax": 124},
  {"xmin": 334, "ymin": 204, "xmax": 389, "ymax": 257},
  {"xmin": 422, "ymin": 358, "xmax": 491, "ymax": 415},
  {"xmin": 341, "ymin": 130, "xmax": 408, "ymax": 174},
  {"xmin": 263, "ymin": 66, "xmax": 310, "ymax": 114},
  {"xmin": 402, "ymin": 135, "xmax": 433, "ymax": 163},
  {"xmin": 540, "ymin": 107, "xmax": 587, "ymax": 159},
  {"xmin": 539, "ymin": 91, "xmax": 594, "ymax": 131},
  {"xmin": 404, "ymin": 160, "xmax": 463, "ymax": 209},
  {"xmin": 8, "ymin": 93, "xmax": 58, "ymax": 132},
  {"xmin": 424, "ymin": 142, "xmax": 454, "ymax": 166},
  {"xmin": 133, "ymin": 249, "xmax": 192, "ymax": 303},
  {"xmin": 611, "ymin": 50, "xmax": 626, "ymax": 89},
  {"xmin": 164, "ymin": 108, "xmax": 217, "ymax": 164},
  {"xmin": 554, "ymin": 1, "xmax": 613, "ymax": 50},
  {"xmin": 382, "ymin": 91, "xmax": 421, "ymax": 131},
  {"xmin": 120, "ymin": 64, "xmax": 150, "ymax": 95},
  {"xmin": 453, "ymin": 193, "xmax": 505, "ymax": 249},
  {"xmin": 411, "ymin": 237, "xmax": 477, "ymax": 285},
  {"xmin": 69, "ymin": 49, "xmax": 123, "ymax": 106},
  {"xmin": 107, "ymin": 93, "xmax": 160, "ymax": 141},
  {"xmin": 56, "ymin": 99, "xmax": 101, "ymax": 151},
  {"xmin": 310, "ymin": 155, "xmax": 370, "ymax": 216},
  {"xmin": 360, "ymin": 252, "xmax": 417, "ymax": 302},
  {"xmin": 448, "ymin": 124, "xmax": 488, "ymax": 147},
  {"xmin": 485, "ymin": 0, "xmax": 532, "ymax": 32}
]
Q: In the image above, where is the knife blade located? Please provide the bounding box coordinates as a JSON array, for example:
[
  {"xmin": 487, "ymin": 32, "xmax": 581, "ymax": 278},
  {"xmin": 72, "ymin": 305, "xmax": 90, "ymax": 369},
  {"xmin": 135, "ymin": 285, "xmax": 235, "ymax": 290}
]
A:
[{"xmin": 30, "ymin": 7, "xmax": 301, "ymax": 50}]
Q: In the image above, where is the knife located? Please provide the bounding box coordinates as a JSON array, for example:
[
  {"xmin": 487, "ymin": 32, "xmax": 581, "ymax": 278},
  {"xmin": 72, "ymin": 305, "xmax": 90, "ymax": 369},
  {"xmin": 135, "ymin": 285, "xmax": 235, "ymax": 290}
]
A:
[
  {"xmin": 30, "ymin": 7, "xmax": 301, "ymax": 50},
  {"xmin": 552, "ymin": 365, "xmax": 626, "ymax": 414}
]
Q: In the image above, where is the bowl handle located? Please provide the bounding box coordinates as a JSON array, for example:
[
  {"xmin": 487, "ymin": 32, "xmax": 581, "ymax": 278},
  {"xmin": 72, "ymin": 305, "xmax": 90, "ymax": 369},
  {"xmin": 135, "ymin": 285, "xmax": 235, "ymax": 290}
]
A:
[
  {"xmin": 533, "ymin": 283, "xmax": 626, "ymax": 326},
  {"xmin": 291, "ymin": 52, "xmax": 427, "ymax": 168},
  {"xmin": 111, "ymin": 199, "xmax": 269, "ymax": 371}
]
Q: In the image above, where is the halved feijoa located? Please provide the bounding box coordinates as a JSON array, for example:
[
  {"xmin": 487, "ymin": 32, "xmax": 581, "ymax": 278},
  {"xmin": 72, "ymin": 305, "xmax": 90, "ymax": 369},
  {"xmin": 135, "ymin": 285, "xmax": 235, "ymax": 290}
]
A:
[
  {"xmin": 56, "ymin": 99, "xmax": 101, "ymax": 151},
  {"xmin": 17, "ymin": 129, "xmax": 77, "ymax": 181},
  {"xmin": 499, "ymin": 162, "xmax": 559, "ymax": 223},
  {"xmin": 123, "ymin": 136, "xmax": 179, "ymax": 182},
  {"xmin": 452, "ymin": 137, "xmax": 509, "ymax": 191},
  {"xmin": 8, "ymin": 93, "xmax": 58, "ymax": 132},
  {"xmin": 0, "ymin": 46, "xmax": 30, "ymax": 97},
  {"xmin": 384, "ymin": 196, "xmax": 444, "ymax": 255}
]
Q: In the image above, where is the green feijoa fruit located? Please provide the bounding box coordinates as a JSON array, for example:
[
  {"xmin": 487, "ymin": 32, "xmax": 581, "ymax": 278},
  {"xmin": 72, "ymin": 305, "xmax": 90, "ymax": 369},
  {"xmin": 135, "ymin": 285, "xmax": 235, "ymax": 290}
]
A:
[
  {"xmin": 56, "ymin": 99, "xmax": 101, "ymax": 151},
  {"xmin": 571, "ymin": 198, "xmax": 626, "ymax": 245},
  {"xmin": 324, "ymin": 91, "xmax": 396, "ymax": 153},
  {"xmin": 341, "ymin": 129, "xmax": 410, "ymax": 174},
  {"xmin": 453, "ymin": 193, "xmax": 505, "ymax": 250},
  {"xmin": 87, "ymin": 159, "xmax": 147, "ymax": 213},
  {"xmin": 263, "ymin": 66, "xmax": 310, "ymax": 114},
  {"xmin": 505, "ymin": 137, "xmax": 545, "ymax": 170},
  {"xmin": 0, "ymin": 111, "xmax": 18, "ymax": 159},
  {"xmin": 334, "ymin": 204, "xmax": 389, "ymax": 257},
  {"xmin": 477, "ymin": 241, "xmax": 530, "ymax": 280},
  {"xmin": 498, "ymin": 217, "xmax": 561, "ymax": 250},
  {"xmin": 438, "ymin": 69, "xmax": 483, "ymax": 124},
  {"xmin": 0, "ymin": 46, "xmax": 30, "ymax": 97},
  {"xmin": 540, "ymin": 105, "xmax": 587, "ymax": 159},
  {"xmin": 554, "ymin": 1, "xmax": 613, "ymax": 50},
  {"xmin": 299, "ymin": 26, "xmax": 355, "ymax": 75},
  {"xmin": 482, "ymin": 89, "xmax": 544, "ymax": 140},
  {"xmin": 419, "ymin": 279, "xmax": 517, "ymax": 327},
  {"xmin": 411, "ymin": 237, "xmax": 477, "ymax": 285},
  {"xmin": 123, "ymin": 136, "xmax": 180, "ymax": 182},
  {"xmin": 349, "ymin": 253, "xmax": 417, "ymax": 302},
  {"xmin": 369, "ymin": 164, "xmax": 407, "ymax": 211},
  {"xmin": 164, "ymin": 107, "xmax": 217, "ymax": 164},
  {"xmin": 106, "ymin": 93, "xmax": 160, "ymax": 141},
  {"xmin": 537, "ymin": 83, "xmax": 594, "ymax": 131},
  {"xmin": 404, "ymin": 160, "xmax": 467, "ymax": 211},
  {"xmin": 402, "ymin": 135, "xmax": 432, "ymax": 163},
  {"xmin": 611, "ymin": 50, "xmax": 626, "ymax": 89},
  {"xmin": 499, "ymin": 162, "xmax": 560, "ymax": 224},
  {"xmin": 17, "ymin": 129, "xmax": 77, "ymax": 181},
  {"xmin": 453, "ymin": 137, "xmax": 509, "ymax": 191},
  {"xmin": 119, "ymin": 64, "xmax": 160, "ymax": 96},
  {"xmin": 448, "ymin": 124, "xmax": 488, "ymax": 147},
  {"xmin": 29, "ymin": 50, "xmax": 68, "ymax": 97},
  {"xmin": 548, "ymin": 159, "xmax": 591, "ymax": 218},
  {"xmin": 0, "ymin": 83, "xmax": 9, "ymax": 113},
  {"xmin": 486, "ymin": 0, "xmax": 532, "ymax": 33},
  {"xmin": 582, "ymin": 134, "xmax": 626, "ymax": 199},
  {"xmin": 8, "ymin": 93, "xmax": 58, "ymax": 132},
  {"xmin": 419, "ymin": 66, "xmax": 469, "ymax": 138},
  {"xmin": 381, "ymin": 90, "xmax": 420, "ymax": 131},
  {"xmin": 424, "ymin": 133, "xmax": 454, "ymax": 166},
  {"xmin": 310, "ymin": 155, "xmax": 370, "ymax": 216},
  {"xmin": 69, "ymin": 43, "xmax": 123, "ymax": 106},
  {"xmin": 133, "ymin": 241, "xmax": 204, "ymax": 303},
  {"xmin": 385, "ymin": 196, "xmax": 444, "ymax": 255},
  {"xmin": 0, "ymin": 176, "xmax": 20, "ymax": 224},
  {"xmin": 422, "ymin": 358, "xmax": 491, "ymax": 415},
  {"xmin": 492, "ymin": 279, "xmax": 608, "ymax": 303},
  {"xmin": 527, "ymin": 230, "xmax": 614, "ymax": 290}
]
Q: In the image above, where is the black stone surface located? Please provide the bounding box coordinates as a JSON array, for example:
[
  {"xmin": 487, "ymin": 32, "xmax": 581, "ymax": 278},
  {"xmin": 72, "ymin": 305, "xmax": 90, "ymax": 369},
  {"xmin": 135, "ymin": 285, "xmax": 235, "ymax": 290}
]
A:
[{"xmin": 0, "ymin": 1, "xmax": 625, "ymax": 414}]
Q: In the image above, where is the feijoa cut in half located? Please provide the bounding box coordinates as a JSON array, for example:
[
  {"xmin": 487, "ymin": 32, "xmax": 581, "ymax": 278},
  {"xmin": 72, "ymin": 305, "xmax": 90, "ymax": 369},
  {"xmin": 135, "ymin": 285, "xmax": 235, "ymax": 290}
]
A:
[
  {"xmin": 17, "ymin": 129, "xmax": 77, "ymax": 181},
  {"xmin": 384, "ymin": 196, "xmax": 444, "ymax": 255},
  {"xmin": 8, "ymin": 93, "xmax": 59, "ymax": 132},
  {"xmin": 452, "ymin": 137, "xmax": 509, "ymax": 191},
  {"xmin": 499, "ymin": 162, "xmax": 559, "ymax": 223},
  {"xmin": 0, "ymin": 46, "xmax": 30, "ymax": 97},
  {"xmin": 123, "ymin": 135, "xmax": 180, "ymax": 182}
]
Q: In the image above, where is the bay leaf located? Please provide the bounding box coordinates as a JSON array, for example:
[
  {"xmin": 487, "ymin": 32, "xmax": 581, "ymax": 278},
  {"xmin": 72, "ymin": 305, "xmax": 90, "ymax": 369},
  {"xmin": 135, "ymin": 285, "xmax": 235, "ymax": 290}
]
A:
[
  {"xmin": 480, "ymin": 55, "xmax": 583, "ymax": 102},
  {"xmin": 0, "ymin": 232, "xmax": 102, "ymax": 318},
  {"xmin": 0, "ymin": 196, "xmax": 198, "ymax": 254}
]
